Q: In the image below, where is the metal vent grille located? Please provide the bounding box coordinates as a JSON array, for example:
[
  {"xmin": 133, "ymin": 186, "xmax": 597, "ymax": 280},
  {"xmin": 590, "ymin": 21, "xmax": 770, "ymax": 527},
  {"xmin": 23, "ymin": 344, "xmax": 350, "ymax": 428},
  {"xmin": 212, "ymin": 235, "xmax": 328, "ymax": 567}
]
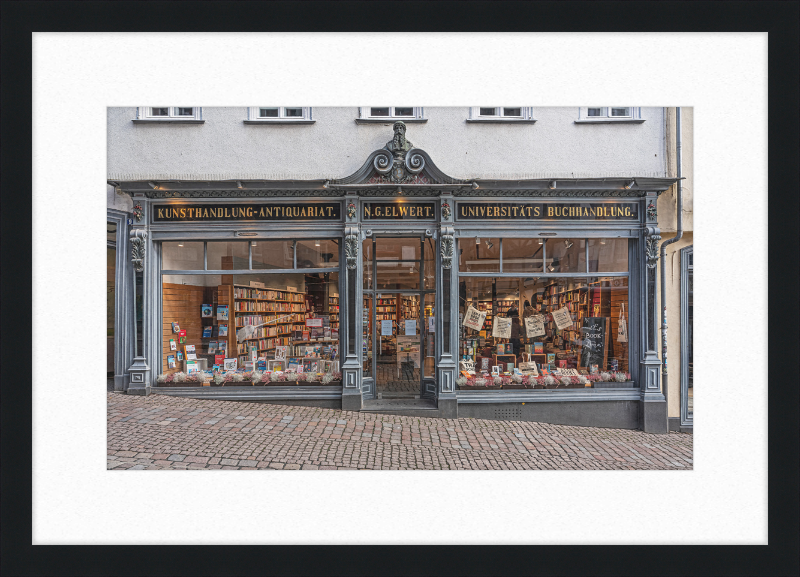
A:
[{"xmin": 494, "ymin": 407, "xmax": 522, "ymax": 420}]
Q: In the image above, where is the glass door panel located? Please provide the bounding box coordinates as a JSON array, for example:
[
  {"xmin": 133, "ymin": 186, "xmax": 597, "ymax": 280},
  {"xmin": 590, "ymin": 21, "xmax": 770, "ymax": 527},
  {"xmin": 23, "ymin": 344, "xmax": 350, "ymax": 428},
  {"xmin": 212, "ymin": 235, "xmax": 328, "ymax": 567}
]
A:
[
  {"xmin": 423, "ymin": 292, "xmax": 436, "ymax": 379},
  {"xmin": 362, "ymin": 294, "xmax": 373, "ymax": 377}
]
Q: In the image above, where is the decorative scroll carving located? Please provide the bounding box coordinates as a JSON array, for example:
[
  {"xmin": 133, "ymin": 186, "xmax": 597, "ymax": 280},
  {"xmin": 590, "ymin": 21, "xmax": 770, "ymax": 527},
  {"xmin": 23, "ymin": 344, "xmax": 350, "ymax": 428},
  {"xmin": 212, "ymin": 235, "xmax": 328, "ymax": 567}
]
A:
[
  {"xmin": 130, "ymin": 229, "xmax": 147, "ymax": 272},
  {"xmin": 345, "ymin": 234, "xmax": 359, "ymax": 269},
  {"xmin": 645, "ymin": 233, "xmax": 661, "ymax": 269},
  {"xmin": 440, "ymin": 235, "xmax": 454, "ymax": 269},
  {"xmin": 647, "ymin": 200, "xmax": 657, "ymax": 220}
]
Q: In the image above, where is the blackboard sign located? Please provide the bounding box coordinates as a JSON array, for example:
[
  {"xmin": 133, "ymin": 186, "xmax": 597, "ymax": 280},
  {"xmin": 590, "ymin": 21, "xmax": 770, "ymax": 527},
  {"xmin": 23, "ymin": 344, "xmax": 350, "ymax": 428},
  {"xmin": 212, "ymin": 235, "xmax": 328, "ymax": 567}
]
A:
[{"xmin": 580, "ymin": 317, "xmax": 608, "ymax": 369}]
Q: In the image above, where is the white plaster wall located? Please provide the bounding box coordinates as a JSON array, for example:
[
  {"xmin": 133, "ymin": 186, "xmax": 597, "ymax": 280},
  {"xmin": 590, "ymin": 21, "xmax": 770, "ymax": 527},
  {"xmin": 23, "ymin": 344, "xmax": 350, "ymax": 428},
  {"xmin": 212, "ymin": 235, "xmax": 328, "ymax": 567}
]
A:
[{"xmin": 107, "ymin": 107, "xmax": 667, "ymax": 182}]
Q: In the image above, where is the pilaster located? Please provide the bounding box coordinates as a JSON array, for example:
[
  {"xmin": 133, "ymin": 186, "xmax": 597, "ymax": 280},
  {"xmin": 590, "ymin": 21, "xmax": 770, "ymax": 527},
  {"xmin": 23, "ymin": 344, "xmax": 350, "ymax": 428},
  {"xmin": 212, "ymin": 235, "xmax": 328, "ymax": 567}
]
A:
[{"xmin": 341, "ymin": 215, "xmax": 363, "ymax": 411}]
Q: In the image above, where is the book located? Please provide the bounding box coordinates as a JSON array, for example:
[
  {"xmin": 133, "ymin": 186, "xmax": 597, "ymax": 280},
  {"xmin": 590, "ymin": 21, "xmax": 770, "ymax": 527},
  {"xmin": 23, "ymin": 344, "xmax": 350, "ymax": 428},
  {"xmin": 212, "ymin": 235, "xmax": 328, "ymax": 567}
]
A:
[
  {"xmin": 534, "ymin": 342, "xmax": 544, "ymax": 354},
  {"xmin": 208, "ymin": 341, "xmax": 217, "ymax": 354},
  {"xmin": 496, "ymin": 344, "xmax": 506, "ymax": 354},
  {"xmin": 169, "ymin": 339, "xmax": 176, "ymax": 351},
  {"xmin": 179, "ymin": 336, "xmax": 186, "ymax": 344},
  {"xmin": 201, "ymin": 304, "xmax": 212, "ymax": 318},
  {"xmin": 167, "ymin": 355, "xmax": 176, "ymax": 368},
  {"xmin": 547, "ymin": 353, "xmax": 556, "ymax": 364},
  {"xmin": 178, "ymin": 329, "xmax": 186, "ymax": 338},
  {"xmin": 218, "ymin": 341, "xmax": 227, "ymax": 352},
  {"xmin": 217, "ymin": 305, "xmax": 229, "ymax": 320},
  {"xmin": 177, "ymin": 351, "xmax": 184, "ymax": 361},
  {"xmin": 219, "ymin": 324, "xmax": 228, "ymax": 336},
  {"xmin": 186, "ymin": 360, "xmax": 198, "ymax": 373},
  {"xmin": 557, "ymin": 359, "xmax": 567, "ymax": 368},
  {"xmin": 212, "ymin": 325, "xmax": 219, "ymax": 337},
  {"xmin": 590, "ymin": 364, "xmax": 599, "ymax": 374},
  {"xmin": 223, "ymin": 358, "xmax": 237, "ymax": 371},
  {"xmin": 202, "ymin": 326, "xmax": 212, "ymax": 338},
  {"xmin": 214, "ymin": 354, "xmax": 225, "ymax": 366},
  {"xmin": 171, "ymin": 322, "xmax": 180, "ymax": 333}
]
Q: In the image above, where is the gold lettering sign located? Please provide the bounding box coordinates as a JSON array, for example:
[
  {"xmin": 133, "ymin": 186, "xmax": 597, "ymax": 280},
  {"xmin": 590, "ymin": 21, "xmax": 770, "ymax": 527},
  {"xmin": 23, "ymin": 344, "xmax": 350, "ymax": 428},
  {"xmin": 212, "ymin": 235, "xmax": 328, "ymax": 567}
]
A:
[
  {"xmin": 152, "ymin": 203, "xmax": 341, "ymax": 222},
  {"xmin": 457, "ymin": 202, "xmax": 639, "ymax": 220},
  {"xmin": 362, "ymin": 202, "xmax": 436, "ymax": 220}
]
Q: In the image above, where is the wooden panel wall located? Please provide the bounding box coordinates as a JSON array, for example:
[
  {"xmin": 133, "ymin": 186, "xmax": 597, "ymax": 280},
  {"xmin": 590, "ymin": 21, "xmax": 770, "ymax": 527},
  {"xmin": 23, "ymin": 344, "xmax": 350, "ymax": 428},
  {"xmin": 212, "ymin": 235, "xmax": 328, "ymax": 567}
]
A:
[{"xmin": 162, "ymin": 283, "xmax": 206, "ymax": 374}]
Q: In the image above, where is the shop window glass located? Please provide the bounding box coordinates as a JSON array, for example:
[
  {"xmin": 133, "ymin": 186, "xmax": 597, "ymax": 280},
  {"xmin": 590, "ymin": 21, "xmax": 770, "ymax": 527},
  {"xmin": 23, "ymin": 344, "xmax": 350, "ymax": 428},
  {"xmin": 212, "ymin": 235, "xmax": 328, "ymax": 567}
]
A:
[
  {"xmin": 588, "ymin": 238, "xmax": 628, "ymax": 272},
  {"xmin": 501, "ymin": 238, "xmax": 544, "ymax": 273},
  {"xmin": 363, "ymin": 239, "xmax": 373, "ymax": 289},
  {"xmin": 376, "ymin": 261, "xmax": 420, "ymax": 291},
  {"xmin": 162, "ymin": 241, "xmax": 204, "ymax": 270},
  {"xmin": 423, "ymin": 236, "xmax": 435, "ymax": 289},
  {"xmin": 544, "ymin": 238, "xmax": 585, "ymax": 273},
  {"xmin": 457, "ymin": 276, "xmax": 630, "ymax": 390},
  {"xmin": 296, "ymin": 239, "xmax": 339, "ymax": 268},
  {"xmin": 252, "ymin": 240, "xmax": 293, "ymax": 270},
  {"xmin": 376, "ymin": 237, "xmax": 420, "ymax": 261},
  {"xmin": 207, "ymin": 241, "xmax": 249, "ymax": 270},
  {"xmin": 458, "ymin": 237, "xmax": 500, "ymax": 272},
  {"xmin": 159, "ymin": 273, "xmax": 340, "ymax": 387}
]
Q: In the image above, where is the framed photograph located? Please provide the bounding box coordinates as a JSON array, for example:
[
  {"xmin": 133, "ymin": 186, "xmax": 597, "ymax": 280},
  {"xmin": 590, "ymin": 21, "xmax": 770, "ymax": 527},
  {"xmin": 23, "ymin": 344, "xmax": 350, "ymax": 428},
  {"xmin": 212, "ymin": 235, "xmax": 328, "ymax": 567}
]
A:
[{"xmin": 491, "ymin": 365, "xmax": 501, "ymax": 376}]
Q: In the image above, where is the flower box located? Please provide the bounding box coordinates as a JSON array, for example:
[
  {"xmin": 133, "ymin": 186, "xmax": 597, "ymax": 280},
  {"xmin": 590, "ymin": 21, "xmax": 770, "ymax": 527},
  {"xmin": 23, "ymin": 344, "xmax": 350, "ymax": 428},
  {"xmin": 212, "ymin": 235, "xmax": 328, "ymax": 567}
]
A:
[
  {"xmin": 460, "ymin": 384, "xmax": 503, "ymax": 390},
  {"xmin": 501, "ymin": 384, "xmax": 531, "ymax": 389}
]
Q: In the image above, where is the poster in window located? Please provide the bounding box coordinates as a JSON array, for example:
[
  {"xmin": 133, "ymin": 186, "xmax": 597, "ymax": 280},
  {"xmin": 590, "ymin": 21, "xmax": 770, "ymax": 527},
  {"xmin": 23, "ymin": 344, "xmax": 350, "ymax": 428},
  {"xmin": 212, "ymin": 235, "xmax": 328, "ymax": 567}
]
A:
[
  {"xmin": 404, "ymin": 319, "xmax": 417, "ymax": 335},
  {"xmin": 275, "ymin": 346, "xmax": 288, "ymax": 361},
  {"xmin": 524, "ymin": 314, "xmax": 546, "ymax": 337},
  {"xmin": 491, "ymin": 316, "xmax": 512, "ymax": 339},
  {"xmin": 552, "ymin": 307, "xmax": 573, "ymax": 330},
  {"xmin": 381, "ymin": 319, "xmax": 394, "ymax": 336},
  {"xmin": 617, "ymin": 303, "xmax": 628, "ymax": 342},
  {"xmin": 462, "ymin": 305, "xmax": 487, "ymax": 331}
]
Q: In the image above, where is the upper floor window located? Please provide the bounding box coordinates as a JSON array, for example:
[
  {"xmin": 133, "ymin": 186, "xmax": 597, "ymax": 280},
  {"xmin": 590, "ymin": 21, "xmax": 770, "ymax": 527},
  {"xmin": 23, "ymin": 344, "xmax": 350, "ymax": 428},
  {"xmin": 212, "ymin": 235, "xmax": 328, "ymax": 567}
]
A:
[
  {"xmin": 575, "ymin": 107, "xmax": 644, "ymax": 124},
  {"xmin": 467, "ymin": 107, "xmax": 536, "ymax": 123},
  {"xmin": 134, "ymin": 107, "xmax": 203, "ymax": 123},
  {"xmin": 356, "ymin": 107, "xmax": 426, "ymax": 123},
  {"xmin": 245, "ymin": 107, "xmax": 314, "ymax": 124}
]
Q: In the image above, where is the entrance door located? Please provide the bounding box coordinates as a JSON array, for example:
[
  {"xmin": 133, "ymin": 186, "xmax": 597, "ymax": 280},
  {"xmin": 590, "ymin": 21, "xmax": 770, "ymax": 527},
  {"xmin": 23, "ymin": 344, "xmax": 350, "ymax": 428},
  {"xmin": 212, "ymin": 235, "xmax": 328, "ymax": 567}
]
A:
[{"xmin": 363, "ymin": 235, "xmax": 436, "ymax": 399}]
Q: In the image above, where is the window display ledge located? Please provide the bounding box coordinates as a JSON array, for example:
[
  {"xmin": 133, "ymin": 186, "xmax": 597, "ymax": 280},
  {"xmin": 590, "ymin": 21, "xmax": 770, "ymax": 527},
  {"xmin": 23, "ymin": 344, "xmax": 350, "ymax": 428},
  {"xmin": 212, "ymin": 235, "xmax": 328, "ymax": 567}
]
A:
[
  {"xmin": 456, "ymin": 385, "xmax": 639, "ymax": 403},
  {"xmin": 152, "ymin": 385, "xmax": 343, "ymax": 401}
]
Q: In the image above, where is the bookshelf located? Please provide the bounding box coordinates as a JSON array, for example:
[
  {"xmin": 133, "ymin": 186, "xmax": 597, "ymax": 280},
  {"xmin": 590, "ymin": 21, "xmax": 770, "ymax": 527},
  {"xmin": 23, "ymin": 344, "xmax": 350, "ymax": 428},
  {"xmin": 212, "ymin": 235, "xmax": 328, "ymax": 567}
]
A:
[
  {"xmin": 230, "ymin": 285, "xmax": 306, "ymax": 365},
  {"xmin": 328, "ymin": 296, "xmax": 339, "ymax": 331}
]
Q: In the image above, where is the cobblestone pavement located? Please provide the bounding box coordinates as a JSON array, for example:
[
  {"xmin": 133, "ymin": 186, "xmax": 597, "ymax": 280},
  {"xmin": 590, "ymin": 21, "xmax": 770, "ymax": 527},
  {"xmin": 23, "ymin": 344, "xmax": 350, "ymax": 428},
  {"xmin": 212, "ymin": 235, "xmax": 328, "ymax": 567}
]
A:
[{"xmin": 107, "ymin": 393, "xmax": 692, "ymax": 470}]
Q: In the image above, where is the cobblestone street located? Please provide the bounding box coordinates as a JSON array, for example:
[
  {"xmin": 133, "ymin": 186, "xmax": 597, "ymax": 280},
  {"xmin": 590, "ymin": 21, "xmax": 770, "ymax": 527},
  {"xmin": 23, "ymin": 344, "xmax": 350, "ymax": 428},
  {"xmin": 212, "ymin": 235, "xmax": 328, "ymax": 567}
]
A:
[{"xmin": 107, "ymin": 393, "xmax": 692, "ymax": 470}]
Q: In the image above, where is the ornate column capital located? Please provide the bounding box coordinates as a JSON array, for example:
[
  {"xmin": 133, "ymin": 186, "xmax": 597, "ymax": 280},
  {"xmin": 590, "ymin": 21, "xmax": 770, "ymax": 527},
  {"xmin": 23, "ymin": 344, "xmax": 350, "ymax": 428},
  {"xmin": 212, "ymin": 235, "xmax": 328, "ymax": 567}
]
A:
[{"xmin": 344, "ymin": 225, "xmax": 359, "ymax": 269}]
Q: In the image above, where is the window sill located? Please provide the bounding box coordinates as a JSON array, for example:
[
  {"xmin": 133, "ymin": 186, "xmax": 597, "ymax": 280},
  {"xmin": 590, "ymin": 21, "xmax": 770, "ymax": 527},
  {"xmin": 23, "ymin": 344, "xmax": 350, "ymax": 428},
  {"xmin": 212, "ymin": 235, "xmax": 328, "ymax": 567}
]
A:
[
  {"xmin": 244, "ymin": 120, "xmax": 315, "ymax": 125},
  {"xmin": 574, "ymin": 119, "xmax": 645, "ymax": 124},
  {"xmin": 355, "ymin": 118, "xmax": 428, "ymax": 124},
  {"xmin": 132, "ymin": 119, "xmax": 205, "ymax": 124},
  {"xmin": 466, "ymin": 118, "xmax": 537, "ymax": 124}
]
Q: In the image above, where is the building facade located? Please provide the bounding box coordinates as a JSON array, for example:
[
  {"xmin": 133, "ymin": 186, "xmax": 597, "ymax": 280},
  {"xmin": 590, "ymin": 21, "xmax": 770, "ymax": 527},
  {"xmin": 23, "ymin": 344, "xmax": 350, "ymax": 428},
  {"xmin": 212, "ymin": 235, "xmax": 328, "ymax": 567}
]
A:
[{"xmin": 107, "ymin": 106, "xmax": 692, "ymax": 433}]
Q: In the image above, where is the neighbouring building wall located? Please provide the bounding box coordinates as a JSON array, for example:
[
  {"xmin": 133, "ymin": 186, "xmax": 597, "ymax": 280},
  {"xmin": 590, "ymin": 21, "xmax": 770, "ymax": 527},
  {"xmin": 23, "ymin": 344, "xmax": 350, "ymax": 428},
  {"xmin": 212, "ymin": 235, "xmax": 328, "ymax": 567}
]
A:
[
  {"xmin": 107, "ymin": 183, "xmax": 133, "ymax": 212},
  {"xmin": 658, "ymin": 107, "xmax": 694, "ymax": 418},
  {"xmin": 106, "ymin": 107, "xmax": 667, "ymax": 182}
]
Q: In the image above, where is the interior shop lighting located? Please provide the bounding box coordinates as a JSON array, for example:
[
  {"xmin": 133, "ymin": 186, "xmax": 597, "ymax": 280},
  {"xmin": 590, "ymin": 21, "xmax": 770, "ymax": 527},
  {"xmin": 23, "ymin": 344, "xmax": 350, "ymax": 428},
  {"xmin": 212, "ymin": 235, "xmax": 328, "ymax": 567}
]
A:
[
  {"xmin": 548, "ymin": 180, "xmax": 557, "ymax": 189},
  {"xmin": 315, "ymin": 240, "xmax": 321, "ymax": 247},
  {"xmin": 564, "ymin": 240, "xmax": 574, "ymax": 249},
  {"xmin": 485, "ymin": 240, "xmax": 494, "ymax": 250},
  {"xmin": 475, "ymin": 237, "xmax": 480, "ymax": 244},
  {"xmin": 623, "ymin": 179, "xmax": 636, "ymax": 189}
]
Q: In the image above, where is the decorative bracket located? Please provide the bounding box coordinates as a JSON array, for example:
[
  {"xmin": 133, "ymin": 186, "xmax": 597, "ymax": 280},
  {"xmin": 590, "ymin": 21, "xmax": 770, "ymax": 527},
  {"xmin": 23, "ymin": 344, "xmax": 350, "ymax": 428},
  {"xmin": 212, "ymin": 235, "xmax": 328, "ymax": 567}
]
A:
[
  {"xmin": 130, "ymin": 229, "xmax": 147, "ymax": 272},
  {"xmin": 440, "ymin": 226, "xmax": 455, "ymax": 269},
  {"xmin": 344, "ymin": 228, "xmax": 359, "ymax": 269},
  {"xmin": 644, "ymin": 227, "xmax": 661, "ymax": 269}
]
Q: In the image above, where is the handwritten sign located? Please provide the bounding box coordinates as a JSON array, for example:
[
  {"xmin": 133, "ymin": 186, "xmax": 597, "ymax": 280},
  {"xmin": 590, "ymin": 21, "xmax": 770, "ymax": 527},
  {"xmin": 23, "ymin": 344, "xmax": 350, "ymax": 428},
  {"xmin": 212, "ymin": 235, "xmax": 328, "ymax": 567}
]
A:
[
  {"xmin": 381, "ymin": 320, "xmax": 394, "ymax": 336},
  {"xmin": 580, "ymin": 317, "xmax": 607, "ymax": 369},
  {"xmin": 552, "ymin": 307, "xmax": 573, "ymax": 330},
  {"xmin": 524, "ymin": 315, "xmax": 546, "ymax": 337},
  {"xmin": 492, "ymin": 316, "xmax": 512, "ymax": 339},
  {"xmin": 463, "ymin": 305, "xmax": 487, "ymax": 331},
  {"xmin": 404, "ymin": 319, "xmax": 417, "ymax": 335}
]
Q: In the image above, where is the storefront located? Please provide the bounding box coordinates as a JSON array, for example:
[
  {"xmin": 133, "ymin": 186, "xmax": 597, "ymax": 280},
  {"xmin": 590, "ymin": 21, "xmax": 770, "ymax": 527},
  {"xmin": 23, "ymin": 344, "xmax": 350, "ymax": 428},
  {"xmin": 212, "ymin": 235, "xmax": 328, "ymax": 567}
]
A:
[{"xmin": 114, "ymin": 121, "xmax": 676, "ymax": 432}]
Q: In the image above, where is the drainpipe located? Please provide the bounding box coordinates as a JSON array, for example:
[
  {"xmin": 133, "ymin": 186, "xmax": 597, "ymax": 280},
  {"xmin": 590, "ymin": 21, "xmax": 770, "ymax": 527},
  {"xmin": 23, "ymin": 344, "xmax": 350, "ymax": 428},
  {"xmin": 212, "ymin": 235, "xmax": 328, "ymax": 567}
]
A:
[{"xmin": 659, "ymin": 108, "xmax": 683, "ymax": 388}]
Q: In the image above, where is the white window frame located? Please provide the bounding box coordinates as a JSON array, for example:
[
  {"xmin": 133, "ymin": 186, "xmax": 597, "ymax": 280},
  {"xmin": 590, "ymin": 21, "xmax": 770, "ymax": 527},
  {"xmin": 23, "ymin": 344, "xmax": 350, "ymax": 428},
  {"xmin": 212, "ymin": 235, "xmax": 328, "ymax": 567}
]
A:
[
  {"xmin": 134, "ymin": 107, "xmax": 203, "ymax": 123},
  {"xmin": 575, "ymin": 107, "xmax": 645, "ymax": 124},
  {"xmin": 245, "ymin": 107, "xmax": 314, "ymax": 124},
  {"xmin": 356, "ymin": 107, "xmax": 426, "ymax": 123},
  {"xmin": 467, "ymin": 107, "xmax": 536, "ymax": 123}
]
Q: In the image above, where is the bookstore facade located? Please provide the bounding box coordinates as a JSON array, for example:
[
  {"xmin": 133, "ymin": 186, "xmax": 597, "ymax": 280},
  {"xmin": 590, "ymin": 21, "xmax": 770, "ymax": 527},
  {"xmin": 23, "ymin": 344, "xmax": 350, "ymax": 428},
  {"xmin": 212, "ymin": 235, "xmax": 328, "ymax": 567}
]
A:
[{"xmin": 116, "ymin": 122, "xmax": 676, "ymax": 432}]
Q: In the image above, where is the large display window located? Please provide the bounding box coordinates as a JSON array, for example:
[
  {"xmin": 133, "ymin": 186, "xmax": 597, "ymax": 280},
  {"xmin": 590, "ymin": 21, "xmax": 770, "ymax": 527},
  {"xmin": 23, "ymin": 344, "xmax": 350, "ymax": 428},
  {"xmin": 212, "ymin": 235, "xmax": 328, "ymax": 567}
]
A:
[
  {"xmin": 457, "ymin": 237, "xmax": 631, "ymax": 390},
  {"xmin": 157, "ymin": 239, "xmax": 341, "ymax": 387}
]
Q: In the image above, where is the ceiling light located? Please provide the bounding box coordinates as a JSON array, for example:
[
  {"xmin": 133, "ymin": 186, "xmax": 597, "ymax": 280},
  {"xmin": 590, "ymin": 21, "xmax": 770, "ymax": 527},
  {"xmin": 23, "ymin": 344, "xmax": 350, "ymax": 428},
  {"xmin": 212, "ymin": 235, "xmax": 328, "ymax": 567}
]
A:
[
  {"xmin": 623, "ymin": 179, "xmax": 636, "ymax": 189},
  {"xmin": 538, "ymin": 239, "xmax": 544, "ymax": 245},
  {"xmin": 315, "ymin": 241, "xmax": 321, "ymax": 247},
  {"xmin": 547, "ymin": 265, "xmax": 555, "ymax": 272},
  {"xmin": 148, "ymin": 181, "xmax": 157, "ymax": 189},
  {"xmin": 177, "ymin": 243, "xmax": 184, "ymax": 247},
  {"xmin": 600, "ymin": 240, "xmax": 606, "ymax": 245},
  {"xmin": 485, "ymin": 240, "xmax": 494, "ymax": 250},
  {"xmin": 237, "ymin": 181, "xmax": 243, "ymax": 189},
  {"xmin": 251, "ymin": 241, "xmax": 257, "ymax": 247},
  {"xmin": 475, "ymin": 237, "xmax": 480, "ymax": 245},
  {"xmin": 564, "ymin": 240, "xmax": 574, "ymax": 249}
]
